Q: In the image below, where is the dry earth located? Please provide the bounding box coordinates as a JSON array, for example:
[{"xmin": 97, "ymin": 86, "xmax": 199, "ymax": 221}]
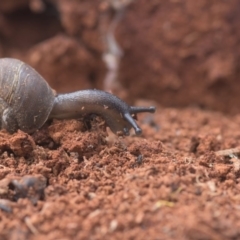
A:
[{"xmin": 0, "ymin": 1, "xmax": 240, "ymax": 240}]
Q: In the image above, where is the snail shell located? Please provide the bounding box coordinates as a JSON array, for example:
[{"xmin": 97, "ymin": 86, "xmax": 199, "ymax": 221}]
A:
[{"xmin": 0, "ymin": 58, "xmax": 55, "ymax": 133}]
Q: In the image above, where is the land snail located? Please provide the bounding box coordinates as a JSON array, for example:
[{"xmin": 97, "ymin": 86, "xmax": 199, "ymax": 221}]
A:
[{"xmin": 0, "ymin": 58, "xmax": 156, "ymax": 136}]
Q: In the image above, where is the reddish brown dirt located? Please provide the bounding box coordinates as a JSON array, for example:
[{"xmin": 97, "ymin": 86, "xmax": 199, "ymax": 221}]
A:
[
  {"xmin": 118, "ymin": 0, "xmax": 240, "ymax": 113},
  {"xmin": 1, "ymin": 0, "xmax": 240, "ymax": 112},
  {"xmin": 0, "ymin": 1, "xmax": 240, "ymax": 240},
  {"xmin": 1, "ymin": 107, "xmax": 240, "ymax": 239}
]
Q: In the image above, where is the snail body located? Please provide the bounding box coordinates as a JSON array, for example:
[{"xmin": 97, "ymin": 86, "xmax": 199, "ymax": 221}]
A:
[{"xmin": 0, "ymin": 58, "xmax": 155, "ymax": 135}]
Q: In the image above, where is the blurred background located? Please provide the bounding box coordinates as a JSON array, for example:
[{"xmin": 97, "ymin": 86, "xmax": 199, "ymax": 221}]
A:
[{"xmin": 0, "ymin": 0, "xmax": 240, "ymax": 113}]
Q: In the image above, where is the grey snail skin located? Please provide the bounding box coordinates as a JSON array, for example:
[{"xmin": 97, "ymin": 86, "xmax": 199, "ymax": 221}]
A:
[{"xmin": 0, "ymin": 58, "xmax": 156, "ymax": 136}]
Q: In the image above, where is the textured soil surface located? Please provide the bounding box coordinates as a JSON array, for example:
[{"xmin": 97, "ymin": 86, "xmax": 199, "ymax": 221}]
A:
[
  {"xmin": 0, "ymin": 1, "xmax": 240, "ymax": 240},
  {"xmin": 1, "ymin": 107, "xmax": 240, "ymax": 240}
]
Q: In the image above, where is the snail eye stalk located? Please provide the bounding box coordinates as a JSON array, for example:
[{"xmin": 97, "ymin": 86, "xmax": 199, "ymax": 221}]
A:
[{"xmin": 130, "ymin": 106, "xmax": 156, "ymax": 114}]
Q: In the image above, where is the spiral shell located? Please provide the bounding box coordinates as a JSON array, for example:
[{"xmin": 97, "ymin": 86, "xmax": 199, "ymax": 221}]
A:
[{"xmin": 0, "ymin": 58, "xmax": 55, "ymax": 133}]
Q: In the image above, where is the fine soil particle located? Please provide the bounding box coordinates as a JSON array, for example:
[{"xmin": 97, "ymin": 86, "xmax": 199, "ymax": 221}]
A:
[{"xmin": 0, "ymin": 106, "xmax": 240, "ymax": 239}]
